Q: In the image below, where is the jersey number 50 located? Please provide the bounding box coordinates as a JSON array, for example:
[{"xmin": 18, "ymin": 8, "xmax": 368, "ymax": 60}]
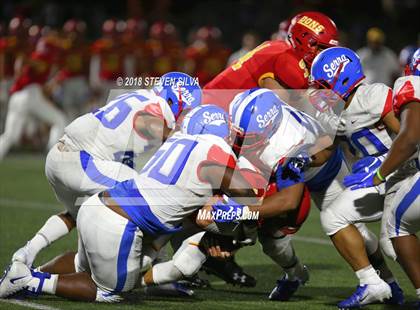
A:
[{"xmin": 142, "ymin": 138, "xmax": 198, "ymax": 185}]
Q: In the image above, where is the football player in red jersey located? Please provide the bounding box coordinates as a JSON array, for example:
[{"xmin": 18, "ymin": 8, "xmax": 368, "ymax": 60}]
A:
[
  {"xmin": 201, "ymin": 10, "xmax": 339, "ymax": 288},
  {"xmin": 0, "ymin": 17, "xmax": 31, "ymax": 105},
  {"xmin": 121, "ymin": 18, "xmax": 148, "ymax": 79},
  {"xmin": 204, "ymin": 11, "xmax": 339, "ymax": 110},
  {"xmin": 50, "ymin": 19, "xmax": 90, "ymax": 120},
  {"xmin": 184, "ymin": 26, "xmax": 231, "ymax": 86},
  {"xmin": 90, "ymin": 19, "xmax": 128, "ymax": 105},
  {"xmin": 144, "ymin": 21, "xmax": 184, "ymax": 77},
  {"xmin": 0, "ymin": 33, "xmax": 67, "ymax": 160}
]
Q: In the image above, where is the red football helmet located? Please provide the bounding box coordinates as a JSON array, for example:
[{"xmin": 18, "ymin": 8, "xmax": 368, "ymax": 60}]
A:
[{"xmin": 288, "ymin": 11, "xmax": 338, "ymax": 65}]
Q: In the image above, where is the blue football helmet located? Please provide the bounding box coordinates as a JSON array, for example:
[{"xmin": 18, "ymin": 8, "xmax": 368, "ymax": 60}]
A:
[
  {"xmin": 310, "ymin": 47, "xmax": 365, "ymax": 100},
  {"xmin": 181, "ymin": 104, "xmax": 229, "ymax": 139},
  {"xmin": 405, "ymin": 47, "xmax": 420, "ymax": 76},
  {"xmin": 229, "ymin": 88, "xmax": 283, "ymax": 152},
  {"xmin": 153, "ymin": 72, "xmax": 202, "ymax": 120}
]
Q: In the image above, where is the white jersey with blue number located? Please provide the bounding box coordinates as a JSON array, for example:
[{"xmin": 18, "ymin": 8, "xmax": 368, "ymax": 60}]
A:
[
  {"xmin": 64, "ymin": 90, "xmax": 175, "ymax": 164},
  {"xmin": 134, "ymin": 132, "xmax": 237, "ymax": 229},
  {"xmin": 339, "ymin": 83, "xmax": 394, "ymax": 158},
  {"xmin": 260, "ymin": 103, "xmax": 324, "ymax": 171}
]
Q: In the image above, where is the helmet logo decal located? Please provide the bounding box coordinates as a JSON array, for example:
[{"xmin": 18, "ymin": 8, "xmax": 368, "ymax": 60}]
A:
[
  {"xmin": 256, "ymin": 105, "xmax": 280, "ymax": 128},
  {"xmin": 171, "ymin": 82, "xmax": 195, "ymax": 106},
  {"xmin": 297, "ymin": 16, "xmax": 325, "ymax": 34},
  {"xmin": 203, "ymin": 111, "xmax": 227, "ymax": 126},
  {"xmin": 323, "ymin": 54, "xmax": 350, "ymax": 78}
]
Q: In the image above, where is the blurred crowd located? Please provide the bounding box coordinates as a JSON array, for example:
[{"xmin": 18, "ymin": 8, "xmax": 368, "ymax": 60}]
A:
[
  {"xmin": 0, "ymin": 17, "xmax": 234, "ymax": 119},
  {"xmin": 0, "ymin": 11, "xmax": 418, "ymax": 152}
]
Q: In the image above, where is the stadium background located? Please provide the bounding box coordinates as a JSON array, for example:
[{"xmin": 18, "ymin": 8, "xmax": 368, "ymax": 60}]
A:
[
  {"xmin": 0, "ymin": 0, "xmax": 420, "ymax": 309},
  {"xmin": 1, "ymin": 0, "xmax": 419, "ymax": 50}
]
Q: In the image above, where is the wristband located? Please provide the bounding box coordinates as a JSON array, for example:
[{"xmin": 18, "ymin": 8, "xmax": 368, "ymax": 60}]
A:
[{"xmin": 376, "ymin": 169, "xmax": 386, "ymax": 182}]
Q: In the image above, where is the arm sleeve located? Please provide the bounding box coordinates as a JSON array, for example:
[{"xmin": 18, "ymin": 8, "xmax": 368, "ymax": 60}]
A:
[{"xmin": 393, "ymin": 77, "xmax": 420, "ymax": 117}]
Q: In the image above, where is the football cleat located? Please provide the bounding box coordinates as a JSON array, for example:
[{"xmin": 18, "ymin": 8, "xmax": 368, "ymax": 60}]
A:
[
  {"xmin": 0, "ymin": 262, "xmax": 32, "ymax": 298},
  {"xmin": 96, "ymin": 288, "xmax": 123, "ymax": 303},
  {"xmin": 202, "ymin": 257, "xmax": 256, "ymax": 287},
  {"xmin": 12, "ymin": 243, "xmax": 35, "ymax": 267},
  {"xmin": 178, "ymin": 274, "xmax": 210, "ymax": 289},
  {"xmin": 384, "ymin": 281, "xmax": 404, "ymax": 305},
  {"xmin": 269, "ymin": 265, "xmax": 309, "ymax": 301},
  {"xmin": 23, "ymin": 269, "xmax": 52, "ymax": 296},
  {"xmin": 337, "ymin": 281, "xmax": 392, "ymax": 309}
]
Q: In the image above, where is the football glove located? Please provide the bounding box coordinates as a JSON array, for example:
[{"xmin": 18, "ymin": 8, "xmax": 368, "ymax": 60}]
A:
[
  {"xmin": 343, "ymin": 170, "xmax": 377, "ymax": 190},
  {"xmin": 351, "ymin": 156, "xmax": 382, "ymax": 174}
]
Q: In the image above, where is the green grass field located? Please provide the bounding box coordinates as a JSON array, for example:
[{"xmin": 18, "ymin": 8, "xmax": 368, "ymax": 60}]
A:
[{"xmin": 0, "ymin": 154, "xmax": 417, "ymax": 309}]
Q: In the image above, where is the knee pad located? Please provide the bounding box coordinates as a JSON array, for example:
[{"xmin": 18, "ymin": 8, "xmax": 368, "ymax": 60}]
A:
[
  {"xmin": 173, "ymin": 233, "xmax": 206, "ymax": 277},
  {"xmin": 259, "ymin": 234, "xmax": 291, "ymax": 257},
  {"xmin": 259, "ymin": 234, "xmax": 296, "ymax": 268},
  {"xmin": 355, "ymin": 223, "xmax": 378, "ymax": 256},
  {"xmin": 379, "ymin": 235, "xmax": 397, "ymax": 261}
]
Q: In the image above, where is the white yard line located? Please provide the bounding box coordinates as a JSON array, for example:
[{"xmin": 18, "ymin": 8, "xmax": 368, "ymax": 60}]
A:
[
  {"xmin": 293, "ymin": 235, "xmax": 332, "ymax": 246},
  {"xmin": 0, "ymin": 299, "xmax": 61, "ymax": 310},
  {"xmin": 0, "ymin": 198, "xmax": 60, "ymax": 211}
]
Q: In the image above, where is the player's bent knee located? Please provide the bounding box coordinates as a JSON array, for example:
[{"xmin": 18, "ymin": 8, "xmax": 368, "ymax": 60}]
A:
[
  {"xmin": 259, "ymin": 234, "xmax": 291, "ymax": 257},
  {"xmin": 173, "ymin": 236, "xmax": 206, "ymax": 277}
]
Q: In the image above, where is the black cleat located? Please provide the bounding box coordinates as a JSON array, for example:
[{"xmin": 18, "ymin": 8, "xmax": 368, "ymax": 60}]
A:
[
  {"xmin": 202, "ymin": 257, "xmax": 256, "ymax": 287},
  {"xmin": 178, "ymin": 274, "xmax": 211, "ymax": 289}
]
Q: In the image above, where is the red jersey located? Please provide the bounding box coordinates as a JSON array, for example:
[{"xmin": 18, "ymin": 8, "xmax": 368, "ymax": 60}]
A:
[
  {"xmin": 10, "ymin": 51, "xmax": 54, "ymax": 94},
  {"xmin": 0, "ymin": 36, "xmax": 29, "ymax": 78},
  {"xmin": 204, "ymin": 40, "xmax": 309, "ymax": 110},
  {"xmin": 91, "ymin": 38, "xmax": 126, "ymax": 81},
  {"xmin": 55, "ymin": 40, "xmax": 90, "ymax": 82},
  {"xmin": 392, "ymin": 76, "xmax": 420, "ymax": 117},
  {"xmin": 145, "ymin": 39, "xmax": 184, "ymax": 76}
]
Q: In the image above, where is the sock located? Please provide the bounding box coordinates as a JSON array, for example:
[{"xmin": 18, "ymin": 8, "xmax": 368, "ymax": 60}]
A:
[
  {"xmin": 27, "ymin": 271, "xmax": 58, "ymax": 295},
  {"xmin": 283, "ymin": 258, "xmax": 305, "ymax": 281},
  {"xmin": 416, "ymin": 288, "xmax": 420, "ymax": 300},
  {"xmin": 27, "ymin": 215, "xmax": 70, "ymax": 258},
  {"xmin": 149, "ymin": 261, "xmax": 183, "ymax": 285},
  {"xmin": 384, "ymin": 276, "xmax": 396, "ymax": 284},
  {"xmin": 355, "ymin": 265, "xmax": 382, "ymax": 285}
]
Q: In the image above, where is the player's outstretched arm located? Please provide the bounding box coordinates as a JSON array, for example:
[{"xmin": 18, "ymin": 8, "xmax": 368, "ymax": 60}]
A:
[
  {"xmin": 377, "ymin": 102, "xmax": 420, "ymax": 180},
  {"xmin": 249, "ymin": 182, "xmax": 305, "ymax": 218},
  {"xmin": 199, "ymin": 163, "xmax": 259, "ymax": 206}
]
